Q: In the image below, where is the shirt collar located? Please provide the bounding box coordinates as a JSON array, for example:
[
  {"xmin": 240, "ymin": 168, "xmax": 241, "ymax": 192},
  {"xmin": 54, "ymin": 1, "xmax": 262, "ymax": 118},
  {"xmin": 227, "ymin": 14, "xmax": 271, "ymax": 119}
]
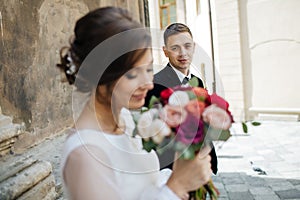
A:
[{"xmin": 169, "ymin": 63, "xmax": 191, "ymax": 83}]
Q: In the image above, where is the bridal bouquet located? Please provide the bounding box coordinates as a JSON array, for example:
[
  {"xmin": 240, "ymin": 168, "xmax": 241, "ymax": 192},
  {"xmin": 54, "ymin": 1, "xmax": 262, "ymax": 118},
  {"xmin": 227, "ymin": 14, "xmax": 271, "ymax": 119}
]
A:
[{"xmin": 132, "ymin": 78, "xmax": 233, "ymax": 200}]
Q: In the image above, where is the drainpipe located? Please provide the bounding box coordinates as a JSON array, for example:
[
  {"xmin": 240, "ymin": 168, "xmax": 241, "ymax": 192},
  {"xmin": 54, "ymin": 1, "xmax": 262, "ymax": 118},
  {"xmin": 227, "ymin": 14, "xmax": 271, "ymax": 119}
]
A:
[{"xmin": 208, "ymin": 0, "xmax": 216, "ymax": 93}]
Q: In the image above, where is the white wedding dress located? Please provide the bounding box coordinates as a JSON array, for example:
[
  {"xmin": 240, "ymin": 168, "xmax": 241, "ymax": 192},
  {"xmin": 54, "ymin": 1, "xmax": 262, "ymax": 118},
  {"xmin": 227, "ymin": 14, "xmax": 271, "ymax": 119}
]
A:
[{"xmin": 61, "ymin": 108, "xmax": 179, "ymax": 200}]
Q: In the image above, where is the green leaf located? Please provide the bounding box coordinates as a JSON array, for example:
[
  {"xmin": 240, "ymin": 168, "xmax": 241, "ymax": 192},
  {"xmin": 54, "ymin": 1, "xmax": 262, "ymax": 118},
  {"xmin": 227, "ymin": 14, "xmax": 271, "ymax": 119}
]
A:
[
  {"xmin": 132, "ymin": 127, "xmax": 138, "ymax": 137},
  {"xmin": 186, "ymin": 91, "xmax": 197, "ymax": 100},
  {"xmin": 192, "ymin": 142, "xmax": 204, "ymax": 152},
  {"xmin": 196, "ymin": 186, "xmax": 207, "ymax": 200},
  {"xmin": 189, "ymin": 77, "xmax": 199, "ymax": 87},
  {"xmin": 174, "ymin": 142, "xmax": 188, "ymax": 152},
  {"xmin": 131, "ymin": 111, "xmax": 141, "ymax": 123},
  {"xmin": 142, "ymin": 140, "xmax": 157, "ymax": 152},
  {"xmin": 251, "ymin": 121, "xmax": 261, "ymax": 126},
  {"xmin": 148, "ymin": 95, "xmax": 159, "ymax": 108},
  {"xmin": 197, "ymin": 96, "xmax": 206, "ymax": 102},
  {"xmin": 242, "ymin": 122, "xmax": 248, "ymax": 133},
  {"xmin": 217, "ymin": 130, "xmax": 232, "ymax": 141},
  {"xmin": 181, "ymin": 147, "xmax": 195, "ymax": 160},
  {"xmin": 141, "ymin": 107, "xmax": 148, "ymax": 112},
  {"xmin": 205, "ymin": 127, "xmax": 232, "ymax": 141}
]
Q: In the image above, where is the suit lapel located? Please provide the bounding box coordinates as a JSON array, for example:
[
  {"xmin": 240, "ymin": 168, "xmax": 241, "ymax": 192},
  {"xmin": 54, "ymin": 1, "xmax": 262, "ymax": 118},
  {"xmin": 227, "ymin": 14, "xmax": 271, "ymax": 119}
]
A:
[
  {"xmin": 154, "ymin": 64, "xmax": 204, "ymax": 88},
  {"xmin": 154, "ymin": 64, "xmax": 181, "ymax": 88}
]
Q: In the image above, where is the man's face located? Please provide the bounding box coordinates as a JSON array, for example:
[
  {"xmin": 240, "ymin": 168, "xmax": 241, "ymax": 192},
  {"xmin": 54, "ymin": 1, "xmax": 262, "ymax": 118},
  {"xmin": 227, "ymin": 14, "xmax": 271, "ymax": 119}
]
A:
[{"xmin": 163, "ymin": 32, "xmax": 195, "ymax": 75}]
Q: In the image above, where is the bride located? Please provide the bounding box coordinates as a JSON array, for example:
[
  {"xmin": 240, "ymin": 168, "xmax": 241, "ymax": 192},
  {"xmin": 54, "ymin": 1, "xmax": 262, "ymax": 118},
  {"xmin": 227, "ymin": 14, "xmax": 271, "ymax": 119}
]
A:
[{"xmin": 57, "ymin": 6, "xmax": 212, "ymax": 200}]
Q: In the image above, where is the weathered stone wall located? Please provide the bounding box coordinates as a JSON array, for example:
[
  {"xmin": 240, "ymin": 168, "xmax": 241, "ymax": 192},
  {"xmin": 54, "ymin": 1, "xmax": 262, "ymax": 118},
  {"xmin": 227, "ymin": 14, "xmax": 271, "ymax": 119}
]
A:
[{"xmin": 0, "ymin": 0, "xmax": 144, "ymax": 149}]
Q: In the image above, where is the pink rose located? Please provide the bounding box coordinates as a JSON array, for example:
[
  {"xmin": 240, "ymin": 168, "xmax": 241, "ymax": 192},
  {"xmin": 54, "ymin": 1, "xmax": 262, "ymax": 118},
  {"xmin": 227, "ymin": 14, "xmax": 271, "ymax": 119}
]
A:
[
  {"xmin": 160, "ymin": 104, "xmax": 187, "ymax": 128},
  {"xmin": 207, "ymin": 93, "xmax": 234, "ymax": 122},
  {"xmin": 185, "ymin": 100, "xmax": 206, "ymax": 118},
  {"xmin": 202, "ymin": 104, "xmax": 232, "ymax": 130}
]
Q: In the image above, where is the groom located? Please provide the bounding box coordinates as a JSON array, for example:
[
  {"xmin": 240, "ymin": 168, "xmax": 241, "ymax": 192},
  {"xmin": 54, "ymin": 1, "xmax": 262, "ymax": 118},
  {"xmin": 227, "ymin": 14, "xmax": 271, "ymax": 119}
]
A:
[{"xmin": 145, "ymin": 23, "xmax": 218, "ymax": 174}]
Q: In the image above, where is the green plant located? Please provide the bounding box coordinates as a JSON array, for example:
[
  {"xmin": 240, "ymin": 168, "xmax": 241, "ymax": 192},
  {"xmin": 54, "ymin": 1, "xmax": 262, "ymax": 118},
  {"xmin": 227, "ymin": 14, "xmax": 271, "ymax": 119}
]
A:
[{"xmin": 242, "ymin": 121, "xmax": 261, "ymax": 133}]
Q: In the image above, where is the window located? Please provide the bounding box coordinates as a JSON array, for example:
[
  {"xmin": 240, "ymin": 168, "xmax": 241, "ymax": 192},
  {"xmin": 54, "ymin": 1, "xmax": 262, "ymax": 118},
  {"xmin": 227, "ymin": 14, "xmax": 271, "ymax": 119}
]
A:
[{"xmin": 159, "ymin": 0, "xmax": 177, "ymax": 29}]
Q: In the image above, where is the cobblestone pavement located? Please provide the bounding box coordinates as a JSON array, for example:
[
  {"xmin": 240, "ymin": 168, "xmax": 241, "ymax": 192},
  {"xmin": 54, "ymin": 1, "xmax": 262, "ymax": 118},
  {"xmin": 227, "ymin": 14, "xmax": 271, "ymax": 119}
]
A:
[{"xmin": 213, "ymin": 121, "xmax": 300, "ymax": 200}]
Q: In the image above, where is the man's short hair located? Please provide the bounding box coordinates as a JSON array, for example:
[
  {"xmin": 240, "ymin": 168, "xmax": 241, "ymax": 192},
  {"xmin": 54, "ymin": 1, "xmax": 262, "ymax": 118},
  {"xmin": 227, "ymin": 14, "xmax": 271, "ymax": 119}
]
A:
[{"xmin": 163, "ymin": 23, "xmax": 193, "ymax": 45}]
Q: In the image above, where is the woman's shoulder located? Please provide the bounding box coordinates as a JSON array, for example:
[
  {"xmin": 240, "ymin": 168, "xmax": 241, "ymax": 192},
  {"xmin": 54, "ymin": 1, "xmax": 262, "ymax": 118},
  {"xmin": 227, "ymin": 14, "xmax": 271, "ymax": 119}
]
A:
[
  {"xmin": 61, "ymin": 129, "xmax": 108, "ymax": 167},
  {"xmin": 63, "ymin": 128, "xmax": 112, "ymax": 154}
]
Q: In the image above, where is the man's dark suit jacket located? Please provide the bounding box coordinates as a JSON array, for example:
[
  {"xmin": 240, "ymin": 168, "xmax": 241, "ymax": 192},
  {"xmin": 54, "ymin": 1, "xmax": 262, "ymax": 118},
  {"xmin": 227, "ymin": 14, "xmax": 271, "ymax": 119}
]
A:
[{"xmin": 145, "ymin": 64, "xmax": 218, "ymax": 174}]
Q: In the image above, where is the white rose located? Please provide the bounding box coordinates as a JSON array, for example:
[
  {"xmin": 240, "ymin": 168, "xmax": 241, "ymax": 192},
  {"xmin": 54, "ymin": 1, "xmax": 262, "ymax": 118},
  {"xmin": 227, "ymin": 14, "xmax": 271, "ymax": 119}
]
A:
[
  {"xmin": 151, "ymin": 119, "xmax": 171, "ymax": 144},
  {"xmin": 168, "ymin": 91, "xmax": 190, "ymax": 107},
  {"xmin": 137, "ymin": 108, "xmax": 158, "ymax": 140}
]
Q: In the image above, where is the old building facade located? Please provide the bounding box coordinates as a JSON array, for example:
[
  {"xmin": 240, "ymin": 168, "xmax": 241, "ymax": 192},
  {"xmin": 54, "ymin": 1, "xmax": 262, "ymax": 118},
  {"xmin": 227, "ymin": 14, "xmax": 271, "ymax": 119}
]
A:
[{"xmin": 0, "ymin": 0, "xmax": 146, "ymax": 199}]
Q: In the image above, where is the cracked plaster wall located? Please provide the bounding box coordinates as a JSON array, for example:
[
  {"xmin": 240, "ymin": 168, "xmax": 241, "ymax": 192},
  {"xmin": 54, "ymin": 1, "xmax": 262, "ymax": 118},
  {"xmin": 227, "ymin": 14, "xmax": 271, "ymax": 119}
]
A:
[{"xmin": 0, "ymin": 0, "xmax": 143, "ymax": 147}]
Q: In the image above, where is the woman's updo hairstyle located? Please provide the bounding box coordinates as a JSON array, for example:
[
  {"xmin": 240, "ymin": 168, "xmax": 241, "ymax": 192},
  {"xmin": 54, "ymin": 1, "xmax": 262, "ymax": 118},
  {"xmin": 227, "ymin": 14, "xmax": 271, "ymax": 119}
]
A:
[{"xmin": 57, "ymin": 7, "xmax": 151, "ymax": 93}]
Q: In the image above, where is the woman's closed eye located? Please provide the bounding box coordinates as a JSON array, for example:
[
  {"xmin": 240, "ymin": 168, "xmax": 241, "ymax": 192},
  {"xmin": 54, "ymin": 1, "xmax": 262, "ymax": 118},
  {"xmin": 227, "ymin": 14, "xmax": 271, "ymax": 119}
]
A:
[
  {"xmin": 125, "ymin": 72, "xmax": 138, "ymax": 79},
  {"xmin": 125, "ymin": 64, "xmax": 153, "ymax": 80}
]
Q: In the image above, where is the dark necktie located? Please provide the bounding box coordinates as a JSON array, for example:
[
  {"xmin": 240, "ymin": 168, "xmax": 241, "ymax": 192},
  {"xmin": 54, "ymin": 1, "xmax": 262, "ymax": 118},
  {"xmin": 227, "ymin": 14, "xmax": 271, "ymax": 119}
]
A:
[{"xmin": 182, "ymin": 77, "xmax": 189, "ymax": 85}]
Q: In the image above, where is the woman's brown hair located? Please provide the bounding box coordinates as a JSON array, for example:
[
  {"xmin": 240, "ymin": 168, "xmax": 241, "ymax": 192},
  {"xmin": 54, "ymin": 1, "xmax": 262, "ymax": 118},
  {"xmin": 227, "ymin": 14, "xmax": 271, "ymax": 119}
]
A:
[{"xmin": 57, "ymin": 7, "xmax": 152, "ymax": 95}]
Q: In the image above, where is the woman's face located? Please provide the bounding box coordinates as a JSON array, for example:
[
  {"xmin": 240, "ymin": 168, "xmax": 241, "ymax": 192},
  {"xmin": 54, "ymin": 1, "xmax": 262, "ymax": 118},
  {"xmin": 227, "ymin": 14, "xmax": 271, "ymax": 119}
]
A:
[{"xmin": 112, "ymin": 49, "xmax": 154, "ymax": 110}]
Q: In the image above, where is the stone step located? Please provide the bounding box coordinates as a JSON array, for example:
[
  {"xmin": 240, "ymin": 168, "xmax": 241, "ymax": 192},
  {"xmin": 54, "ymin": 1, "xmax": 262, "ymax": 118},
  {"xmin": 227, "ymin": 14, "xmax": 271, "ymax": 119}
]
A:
[
  {"xmin": 0, "ymin": 115, "xmax": 12, "ymax": 127},
  {"xmin": 0, "ymin": 160, "xmax": 55, "ymax": 199},
  {"xmin": 0, "ymin": 155, "xmax": 36, "ymax": 183},
  {"xmin": 17, "ymin": 174, "xmax": 57, "ymax": 200},
  {"xmin": 0, "ymin": 124, "xmax": 25, "ymax": 156},
  {"xmin": 0, "ymin": 124, "xmax": 24, "ymax": 142}
]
